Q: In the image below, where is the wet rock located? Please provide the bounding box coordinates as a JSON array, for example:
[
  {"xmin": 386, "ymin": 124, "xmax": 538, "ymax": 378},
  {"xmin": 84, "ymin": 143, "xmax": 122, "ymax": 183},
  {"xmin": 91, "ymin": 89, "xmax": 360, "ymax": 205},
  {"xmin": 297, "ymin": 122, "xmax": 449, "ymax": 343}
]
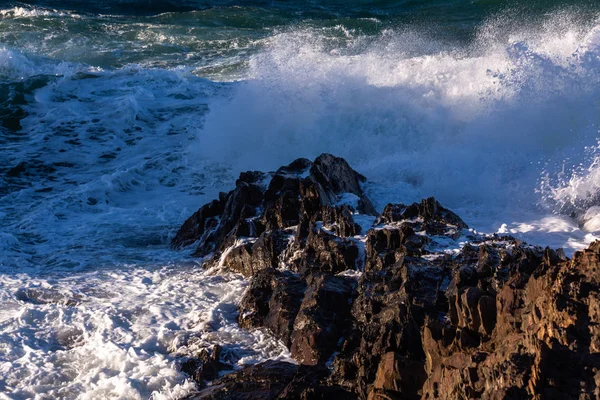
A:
[
  {"xmin": 173, "ymin": 181, "xmax": 264, "ymax": 256},
  {"xmin": 218, "ymin": 230, "xmax": 291, "ymax": 277},
  {"xmin": 236, "ymin": 171, "xmax": 270, "ymax": 187},
  {"xmin": 173, "ymin": 154, "xmax": 374, "ymax": 270},
  {"xmin": 186, "ymin": 361, "xmax": 354, "ymax": 400},
  {"xmin": 364, "ymin": 223, "xmax": 426, "ymax": 270},
  {"xmin": 187, "ymin": 360, "xmax": 299, "ymax": 400},
  {"xmin": 297, "ymin": 226, "xmax": 360, "ymax": 275},
  {"xmin": 278, "ymin": 364, "xmax": 354, "ymax": 399},
  {"xmin": 321, "ymin": 205, "xmax": 361, "ymax": 238},
  {"xmin": 174, "ymin": 155, "xmax": 600, "ymax": 399},
  {"xmin": 238, "ymin": 268, "xmax": 306, "ymax": 347},
  {"xmin": 377, "ymin": 197, "xmax": 467, "ymax": 236},
  {"xmin": 181, "ymin": 345, "xmax": 232, "ymax": 388},
  {"xmin": 310, "ymin": 153, "xmax": 377, "ymax": 216},
  {"xmin": 171, "ymin": 199, "xmax": 222, "ymax": 251},
  {"xmin": 290, "ymin": 274, "xmax": 356, "ymax": 366}
]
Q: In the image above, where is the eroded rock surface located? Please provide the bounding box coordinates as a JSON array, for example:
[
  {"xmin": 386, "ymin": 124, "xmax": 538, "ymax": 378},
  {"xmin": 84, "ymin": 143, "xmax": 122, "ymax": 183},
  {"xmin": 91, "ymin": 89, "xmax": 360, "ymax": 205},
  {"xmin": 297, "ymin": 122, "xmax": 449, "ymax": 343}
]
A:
[{"xmin": 174, "ymin": 154, "xmax": 600, "ymax": 400}]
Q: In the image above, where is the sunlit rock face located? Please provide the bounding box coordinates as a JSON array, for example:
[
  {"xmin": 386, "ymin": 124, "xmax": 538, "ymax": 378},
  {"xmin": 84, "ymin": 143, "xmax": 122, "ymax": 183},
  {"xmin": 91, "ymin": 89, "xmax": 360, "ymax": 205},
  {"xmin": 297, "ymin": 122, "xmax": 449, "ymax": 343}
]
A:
[{"xmin": 177, "ymin": 155, "xmax": 600, "ymax": 399}]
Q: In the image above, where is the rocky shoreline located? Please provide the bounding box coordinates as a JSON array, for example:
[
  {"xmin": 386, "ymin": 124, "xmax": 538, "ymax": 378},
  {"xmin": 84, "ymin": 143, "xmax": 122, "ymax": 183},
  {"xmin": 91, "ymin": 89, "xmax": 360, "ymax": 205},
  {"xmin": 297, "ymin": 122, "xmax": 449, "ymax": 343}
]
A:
[{"xmin": 172, "ymin": 154, "xmax": 600, "ymax": 399}]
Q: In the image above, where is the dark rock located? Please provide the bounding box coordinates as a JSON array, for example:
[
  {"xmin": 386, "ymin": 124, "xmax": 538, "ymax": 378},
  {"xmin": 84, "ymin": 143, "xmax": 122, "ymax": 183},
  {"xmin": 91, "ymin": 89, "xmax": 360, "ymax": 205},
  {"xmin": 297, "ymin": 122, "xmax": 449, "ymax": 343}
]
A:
[
  {"xmin": 309, "ymin": 154, "xmax": 376, "ymax": 215},
  {"xmin": 186, "ymin": 361, "xmax": 355, "ymax": 400},
  {"xmin": 236, "ymin": 171, "xmax": 269, "ymax": 187},
  {"xmin": 171, "ymin": 199, "xmax": 222, "ymax": 250},
  {"xmin": 290, "ymin": 274, "xmax": 356, "ymax": 366},
  {"xmin": 238, "ymin": 268, "xmax": 306, "ymax": 347},
  {"xmin": 298, "ymin": 226, "xmax": 360, "ymax": 275},
  {"xmin": 218, "ymin": 230, "xmax": 291, "ymax": 277},
  {"xmin": 186, "ymin": 360, "xmax": 298, "ymax": 400},
  {"xmin": 278, "ymin": 364, "xmax": 355, "ymax": 399},
  {"xmin": 176, "ymin": 181, "xmax": 264, "ymax": 256},
  {"xmin": 367, "ymin": 352, "xmax": 426, "ymax": 400},
  {"xmin": 173, "ymin": 154, "xmax": 376, "ymax": 271},
  {"xmin": 321, "ymin": 205, "xmax": 361, "ymax": 238},
  {"xmin": 173, "ymin": 155, "xmax": 600, "ymax": 400},
  {"xmin": 377, "ymin": 198, "xmax": 467, "ymax": 236},
  {"xmin": 180, "ymin": 345, "xmax": 232, "ymax": 388}
]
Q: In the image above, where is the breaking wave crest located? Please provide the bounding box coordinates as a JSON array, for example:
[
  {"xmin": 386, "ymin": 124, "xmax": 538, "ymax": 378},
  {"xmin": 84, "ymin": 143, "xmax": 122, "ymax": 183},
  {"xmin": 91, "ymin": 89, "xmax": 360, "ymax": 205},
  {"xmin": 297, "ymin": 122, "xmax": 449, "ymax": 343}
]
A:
[{"xmin": 194, "ymin": 12, "xmax": 600, "ymax": 222}]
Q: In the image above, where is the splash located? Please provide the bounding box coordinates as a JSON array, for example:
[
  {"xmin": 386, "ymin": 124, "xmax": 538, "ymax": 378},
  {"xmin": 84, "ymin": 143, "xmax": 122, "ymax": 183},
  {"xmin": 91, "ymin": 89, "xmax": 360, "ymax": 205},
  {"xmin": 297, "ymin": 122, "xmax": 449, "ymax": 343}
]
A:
[{"xmin": 193, "ymin": 13, "xmax": 600, "ymax": 217}]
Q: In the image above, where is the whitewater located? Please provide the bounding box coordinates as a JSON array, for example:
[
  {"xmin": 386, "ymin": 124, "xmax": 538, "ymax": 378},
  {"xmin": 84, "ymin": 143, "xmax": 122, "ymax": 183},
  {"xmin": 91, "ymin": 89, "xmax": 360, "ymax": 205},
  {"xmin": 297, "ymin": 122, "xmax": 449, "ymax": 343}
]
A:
[{"xmin": 1, "ymin": 3, "xmax": 600, "ymax": 398}]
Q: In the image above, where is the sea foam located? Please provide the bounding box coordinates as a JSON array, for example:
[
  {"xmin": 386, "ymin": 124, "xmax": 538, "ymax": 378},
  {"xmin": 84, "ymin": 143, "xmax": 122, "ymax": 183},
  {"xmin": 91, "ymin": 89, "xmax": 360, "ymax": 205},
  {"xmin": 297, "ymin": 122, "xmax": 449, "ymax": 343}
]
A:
[
  {"xmin": 192, "ymin": 12, "xmax": 600, "ymax": 251},
  {"xmin": 2, "ymin": 8, "xmax": 600, "ymax": 399}
]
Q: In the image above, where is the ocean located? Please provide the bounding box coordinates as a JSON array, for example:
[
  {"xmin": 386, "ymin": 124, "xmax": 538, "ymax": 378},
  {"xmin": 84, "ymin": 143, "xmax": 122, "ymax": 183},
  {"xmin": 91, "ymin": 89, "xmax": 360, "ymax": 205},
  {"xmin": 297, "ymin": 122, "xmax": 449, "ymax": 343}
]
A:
[{"xmin": 1, "ymin": 0, "xmax": 600, "ymax": 398}]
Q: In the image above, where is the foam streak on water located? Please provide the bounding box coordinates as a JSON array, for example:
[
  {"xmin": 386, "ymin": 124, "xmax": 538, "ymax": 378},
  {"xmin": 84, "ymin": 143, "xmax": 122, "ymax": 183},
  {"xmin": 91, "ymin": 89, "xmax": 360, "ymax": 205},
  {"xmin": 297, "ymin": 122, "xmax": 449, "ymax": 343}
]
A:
[{"xmin": 2, "ymin": 3, "xmax": 600, "ymax": 399}]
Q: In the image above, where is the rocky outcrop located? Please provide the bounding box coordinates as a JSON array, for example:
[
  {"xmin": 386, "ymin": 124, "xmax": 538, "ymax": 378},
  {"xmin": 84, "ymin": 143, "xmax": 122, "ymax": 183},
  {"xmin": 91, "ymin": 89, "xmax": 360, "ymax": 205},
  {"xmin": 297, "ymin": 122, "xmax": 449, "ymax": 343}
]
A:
[
  {"xmin": 174, "ymin": 154, "xmax": 600, "ymax": 400},
  {"xmin": 237, "ymin": 268, "xmax": 306, "ymax": 347},
  {"xmin": 180, "ymin": 345, "xmax": 233, "ymax": 389},
  {"xmin": 185, "ymin": 360, "xmax": 351, "ymax": 400},
  {"xmin": 172, "ymin": 154, "xmax": 376, "ymax": 273}
]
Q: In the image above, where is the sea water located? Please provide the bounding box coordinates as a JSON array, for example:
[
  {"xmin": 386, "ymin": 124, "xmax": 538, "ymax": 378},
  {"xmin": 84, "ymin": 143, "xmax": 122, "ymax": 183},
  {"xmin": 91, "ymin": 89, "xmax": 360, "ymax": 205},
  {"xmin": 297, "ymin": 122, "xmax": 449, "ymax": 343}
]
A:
[{"xmin": 1, "ymin": 1, "xmax": 600, "ymax": 398}]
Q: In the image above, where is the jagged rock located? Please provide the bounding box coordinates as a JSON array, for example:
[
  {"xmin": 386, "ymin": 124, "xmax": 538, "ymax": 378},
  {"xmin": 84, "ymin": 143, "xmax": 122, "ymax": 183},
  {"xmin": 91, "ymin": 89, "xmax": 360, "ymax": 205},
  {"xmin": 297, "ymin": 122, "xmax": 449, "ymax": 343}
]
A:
[
  {"xmin": 290, "ymin": 274, "xmax": 356, "ymax": 366},
  {"xmin": 174, "ymin": 155, "xmax": 600, "ymax": 400},
  {"xmin": 238, "ymin": 268, "xmax": 306, "ymax": 347},
  {"xmin": 331, "ymin": 291, "xmax": 426, "ymax": 397},
  {"xmin": 180, "ymin": 345, "xmax": 232, "ymax": 388},
  {"xmin": 172, "ymin": 154, "xmax": 375, "ymax": 270},
  {"xmin": 321, "ymin": 205, "xmax": 361, "ymax": 238},
  {"xmin": 186, "ymin": 360, "xmax": 299, "ymax": 400},
  {"xmin": 236, "ymin": 171, "xmax": 270, "ymax": 187},
  {"xmin": 418, "ymin": 241, "xmax": 600, "ymax": 399},
  {"xmin": 186, "ymin": 361, "xmax": 353, "ymax": 400},
  {"xmin": 297, "ymin": 225, "xmax": 360, "ymax": 275},
  {"xmin": 367, "ymin": 352, "xmax": 426, "ymax": 400},
  {"xmin": 377, "ymin": 197, "xmax": 467, "ymax": 236},
  {"xmin": 218, "ymin": 230, "xmax": 291, "ymax": 277},
  {"xmin": 364, "ymin": 224, "xmax": 427, "ymax": 270},
  {"xmin": 308, "ymin": 154, "xmax": 377, "ymax": 216},
  {"xmin": 278, "ymin": 364, "xmax": 354, "ymax": 399}
]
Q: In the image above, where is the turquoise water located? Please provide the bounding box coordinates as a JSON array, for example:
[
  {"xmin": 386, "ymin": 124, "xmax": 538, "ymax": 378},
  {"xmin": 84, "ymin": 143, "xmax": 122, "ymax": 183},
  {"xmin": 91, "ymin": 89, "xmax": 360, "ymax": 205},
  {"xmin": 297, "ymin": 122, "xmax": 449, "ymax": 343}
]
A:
[{"xmin": 2, "ymin": 1, "xmax": 599, "ymax": 74}]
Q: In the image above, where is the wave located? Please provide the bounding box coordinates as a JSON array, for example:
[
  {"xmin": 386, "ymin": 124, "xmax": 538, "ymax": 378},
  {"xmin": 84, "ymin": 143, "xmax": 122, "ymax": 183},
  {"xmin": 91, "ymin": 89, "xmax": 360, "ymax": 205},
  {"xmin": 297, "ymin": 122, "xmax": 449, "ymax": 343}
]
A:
[
  {"xmin": 0, "ymin": 6, "xmax": 80, "ymax": 18},
  {"xmin": 192, "ymin": 12, "xmax": 600, "ymax": 225},
  {"xmin": 0, "ymin": 57, "xmax": 230, "ymax": 271}
]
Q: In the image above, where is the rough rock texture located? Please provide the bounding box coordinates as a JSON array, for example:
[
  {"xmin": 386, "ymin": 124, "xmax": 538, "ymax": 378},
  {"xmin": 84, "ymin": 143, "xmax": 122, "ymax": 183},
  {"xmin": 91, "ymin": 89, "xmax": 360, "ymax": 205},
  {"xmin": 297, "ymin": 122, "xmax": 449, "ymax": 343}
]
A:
[
  {"xmin": 237, "ymin": 268, "xmax": 306, "ymax": 347},
  {"xmin": 172, "ymin": 153, "xmax": 376, "ymax": 273},
  {"xmin": 180, "ymin": 345, "xmax": 233, "ymax": 389},
  {"xmin": 174, "ymin": 155, "xmax": 600, "ymax": 400},
  {"xmin": 185, "ymin": 361, "xmax": 351, "ymax": 400}
]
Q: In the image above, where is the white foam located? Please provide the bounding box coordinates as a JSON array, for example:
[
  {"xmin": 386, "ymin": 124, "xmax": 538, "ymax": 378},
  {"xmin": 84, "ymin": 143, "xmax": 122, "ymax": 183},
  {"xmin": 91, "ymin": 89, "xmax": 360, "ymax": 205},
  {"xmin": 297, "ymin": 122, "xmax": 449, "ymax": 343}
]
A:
[
  {"xmin": 3, "ymin": 8, "xmax": 600, "ymax": 399},
  {"xmin": 190, "ymin": 14, "xmax": 600, "ymax": 253},
  {"xmin": 0, "ymin": 266, "xmax": 291, "ymax": 399},
  {"xmin": 0, "ymin": 6, "xmax": 77, "ymax": 19}
]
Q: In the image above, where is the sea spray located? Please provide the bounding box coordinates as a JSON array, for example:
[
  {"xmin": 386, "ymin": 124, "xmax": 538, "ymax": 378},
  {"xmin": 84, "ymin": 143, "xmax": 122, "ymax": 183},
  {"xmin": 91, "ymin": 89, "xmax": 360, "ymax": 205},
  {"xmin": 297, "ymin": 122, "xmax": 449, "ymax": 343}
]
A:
[{"xmin": 1, "ymin": 2, "xmax": 600, "ymax": 398}]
